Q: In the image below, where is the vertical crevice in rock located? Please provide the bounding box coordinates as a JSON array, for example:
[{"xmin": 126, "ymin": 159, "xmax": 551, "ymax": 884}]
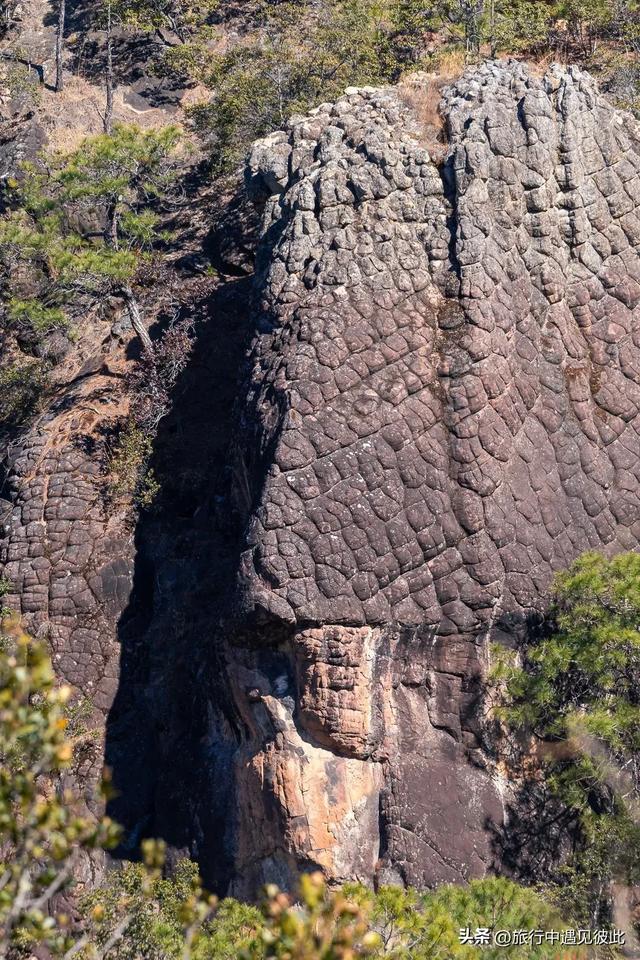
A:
[{"xmin": 219, "ymin": 61, "xmax": 640, "ymax": 893}]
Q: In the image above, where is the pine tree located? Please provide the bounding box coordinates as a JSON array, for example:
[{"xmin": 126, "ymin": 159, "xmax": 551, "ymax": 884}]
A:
[
  {"xmin": 495, "ymin": 551, "xmax": 640, "ymax": 927},
  {"xmin": 0, "ymin": 124, "xmax": 183, "ymax": 352}
]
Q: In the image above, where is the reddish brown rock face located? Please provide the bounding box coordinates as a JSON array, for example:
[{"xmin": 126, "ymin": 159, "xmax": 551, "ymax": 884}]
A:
[
  {"xmin": 1, "ymin": 386, "xmax": 132, "ymax": 714},
  {"xmin": 228, "ymin": 62, "xmax": 640, "ymax": 892},
  {"xmin": 2, "ymin": 61, "xmax": 640, "ymax": 897}
]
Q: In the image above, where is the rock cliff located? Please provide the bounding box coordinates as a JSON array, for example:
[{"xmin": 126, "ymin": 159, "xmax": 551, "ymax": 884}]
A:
[
  {"xmin": 2, "ymin": 59, "xmax": 640, "ymax": 896},
  {"xmin": 228, "ymin": 60, "xmax": 640, "ymax": 893}
]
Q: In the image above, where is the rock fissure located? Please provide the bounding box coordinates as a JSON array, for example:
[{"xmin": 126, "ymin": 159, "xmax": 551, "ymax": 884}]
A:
[{"xmin": 222, "ymin": 60, "xmax": 640, "ymax": 891}]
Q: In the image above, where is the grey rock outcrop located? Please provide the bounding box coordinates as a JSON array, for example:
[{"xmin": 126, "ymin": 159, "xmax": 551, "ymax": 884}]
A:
[{"xmin": 226, "ymin": 60, "xmax": 640, "ymax": 892}]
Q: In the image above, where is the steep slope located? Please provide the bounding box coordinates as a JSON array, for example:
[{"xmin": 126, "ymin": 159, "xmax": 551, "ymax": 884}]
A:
[
  {"xmin": 2, "ymin": 60, "xmax": 640, "ymax": 897},
  {"xmin": 225, "ymin": 61, "xmax": 640, "ymax": 893}
]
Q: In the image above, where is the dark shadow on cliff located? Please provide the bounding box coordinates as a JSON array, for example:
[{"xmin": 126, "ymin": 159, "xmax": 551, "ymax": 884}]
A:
[
  {"xmin": 484, "ymin": 610, "xmax": 580, "ymax": 884},
  {"xmin": 103, "ymin": 272, "xmax": 253, "ymax": 893},
  {"xmin": 488, "ymin": 774, "xmax": 579, "ymax": 883}
]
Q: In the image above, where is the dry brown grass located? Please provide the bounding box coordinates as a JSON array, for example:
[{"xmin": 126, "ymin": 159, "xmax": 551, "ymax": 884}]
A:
[
  {"xmin": 397, "ymin": 72, "xmax": 449, "ymax": 163},
  {"xmin": 38, "ymin": 75, "xmax": 183, "ymax": 152},
  {"xmin": 526, "ymin": 52, "xmax": 559, "ymax": 77},
  {"xmin": 429, "ymin": 47, "xmax": 467, "ymax": 79}
]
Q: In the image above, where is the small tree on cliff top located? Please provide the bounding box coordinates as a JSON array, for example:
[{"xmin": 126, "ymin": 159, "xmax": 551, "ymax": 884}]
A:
[
  {"xmin": 0, "ymin": 123, "xmax": 183, "ymax": 351},
  {"xmin": 178, "ymin": 0, "xmax": 393, "ymax": 171},
  {"xmin": 41, "ymin": 123, "xmax": 182, "ymax": 252}
]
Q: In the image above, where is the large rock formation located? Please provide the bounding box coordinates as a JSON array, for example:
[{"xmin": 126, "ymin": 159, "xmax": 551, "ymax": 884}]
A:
[
  {"xmin": 2, "ymin": 59, "xmax": 640, "ymax": 897},
  {"xmin": 225, "ymin": 60, "xmax": 640, "ymax": 893}
]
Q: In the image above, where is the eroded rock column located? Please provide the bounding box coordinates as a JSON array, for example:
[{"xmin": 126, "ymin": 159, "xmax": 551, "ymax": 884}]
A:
[{"xmin": 226, "ymin": 63, "xmax": 640, "ymax": 892}]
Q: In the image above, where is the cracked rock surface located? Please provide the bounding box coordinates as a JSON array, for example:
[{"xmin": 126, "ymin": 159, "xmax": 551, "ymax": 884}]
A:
[
  {"xmin": 1, "ymin": 390, "xmax": 131, "ymax": 712},
  {"xmin": 227, "ymin": 60, "xmax": 640, "ymax": 892},
  {"xmin": 2, "ymin": 59, "xmax": 640, "ymax": 897}
]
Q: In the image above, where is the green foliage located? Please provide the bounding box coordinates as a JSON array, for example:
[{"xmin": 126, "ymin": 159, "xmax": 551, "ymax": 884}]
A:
[
  {"xmin": 0, "ymin": 577, "xmax": 11, "ymax": 605},
  {"xmin": 180, "ymin": 0, "xmax": 607, "ymax": 169},
  {"xmin": 500, "ymin": 551, "xmax": 640, "ymax": 755},
  {"xmin": 0, "ymin": 124, "xmax": 183, "ymax": 353},
  {"xmin": 201, "ymin": 899, "xmax": 264, "ymax": 959},
  {"xmin": 496, "ymin": 550, "xmax": 640, "ymax": 928},
  {"xmin": 7, "ymin": 297, "xmax": 68, "ymax": 334},
  {"xmin": 180, "ymin": 1, "xmax": 395, "ymax": 170},
  {"xmin": 425, "ymin": 878, "xmax": 576, "ymax": 959},
  {"xmin": 63, "ymin": 694, "xmax": 96, "ymax": 743},
  {"xmin": 108, "ymin": 314, "xmax": 194, "ymax": 509},
  {"xmin": 89, "ymin": 866, "xmax": 571, "ymax": 960},
  {"xmin": 0, "ymin": 359, "xmax": 49, "ymax": 432},
  {"xmin": 344, "ymin": 877, "xmax": 576, "ymax": 959},
  {"xmin": 0, "ymin": 625, "xmax": 227, "ymax": 958},
  {"xmin": 489, "ymin": 0, "xmax": 557, "ymax": 53},
  {"xmin": 0, "ymin": 617, "xmax": 121, "ymax": 955},
  {"xmin": 0, "ymin": 58, "xmax": 43, "ymax": 106},
  {"xmin": 111, "ymin": 0, "xmax": 219, "ymax": 39},
  {"xmin": 559, "ymin": 0, "xmax": 620, "ymax": 53},
  {"xmin": 0, "ymin": 206, "xmax": 134, "ymax": 281},
  {"xmin": 84, "ymin": 859, "xmax": 265, "ymax": 959},
  {"xmin": 548, "ymin": 813, "xmax": 640, "ymax": 930},
  {"xmin": 0, "ymin": 579, "xmax": 13, "ymax": 651},
  {"xmin": 83, "ymin": 858, "xmax": 224, "ymax": 959},
  {"xmin": 120, "ymin": 209, "xmax": 167, "ymax": 250},
  {"xmin": 108, "ymin": 418, "xmax": 160, "ymax": 507},
  {"xmin": 242, "ymin": 872, "xmax": 382, "ymax": 959},
  {"xmin": 601, "ymin": 54, "xmax": 640, "ymax": 114},
  {"xmin": 50, "ymin": 124, "xmax": 183, "ymax": 218}
]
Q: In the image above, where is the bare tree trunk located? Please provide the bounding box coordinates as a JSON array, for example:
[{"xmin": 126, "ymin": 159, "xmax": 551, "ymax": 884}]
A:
[
  {"xmin": 489, "ymin": 0, "xmax": 496, "ymax": 56},
  {"xmin": 462, "ymin": 0, "xmax": 483, "ymax": 58},
  {"xmin": 122, "ymin": 286, "xmax": 153, "ymax": 356},
  {"xmin": 104, "ymin": 0, "xmax": 114, "ymax": 134},
  {"xmin": 55, "ymin": 0, "xmax": 65, "ymax": 91},
  {"xmin": 105, "ymin": 201, "xmax": 119, "ymax": 249}
]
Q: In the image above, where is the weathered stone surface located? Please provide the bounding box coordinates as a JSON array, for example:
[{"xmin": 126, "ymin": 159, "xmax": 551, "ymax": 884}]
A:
[
  {"xmin": 1, "ymin": 406, "xmax": 131, "ymax": 713},
  {"xmin": 0, "ymin": 275, "xmax": 255, "ymax": 893},
  {"xmin": 3, "ymin": 59, "xmax": 640, "ymax": 898},
  {"xmin": 226, "ymin": 61, "xmax": 640, "ymax": 892}
]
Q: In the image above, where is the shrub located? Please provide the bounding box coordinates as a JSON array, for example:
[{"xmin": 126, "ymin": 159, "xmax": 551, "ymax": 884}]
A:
[
  {"xmin": 242, "ymin": 872, "xmax": 381, "ymax": 959},
  {"xmin": 345, "ymin": 877, "xmax": 578, "ymax": 958},
  {"xmin": 126, "ymin": 315, "xmax": 194, "ymax": 435},
  {"xmin": 108, "ymin": 314, "xmax": 194, "ymax": 509},
  {"xmin": 0, "ymin": 617, "xmax": 120, "ymax": 955},
  {"xmin": 83, "ymin": 858, "xmax": 220, "ymax": 960},
  {"xmin": 180, "ymin": 1, "xmax": 395, "ymax": 171},
  {"xmin": 0, "ymin": 359, "xmax": 48, "ymax": 432},
  {"xmin": 0, "ymin": 124, "xmax": 184, "ymax": 350},
  {"xmin": 495, "ymin": 551, "xmax": 640, "ymax": 930},
  {"xmin": 108, "ymin": 418, "xmax": 159, "ymax": 507}
]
